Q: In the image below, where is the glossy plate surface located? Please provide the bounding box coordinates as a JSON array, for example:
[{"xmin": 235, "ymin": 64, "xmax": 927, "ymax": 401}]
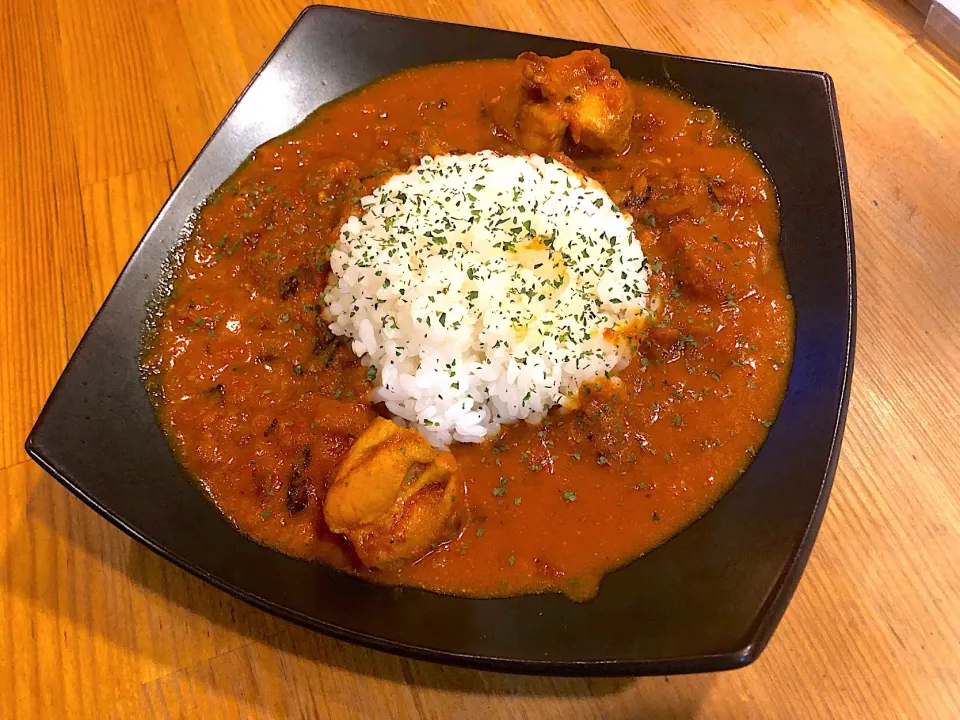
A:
[{"xmin": 26, "ymin": 6, "xmax": 855, "ymax": 676}]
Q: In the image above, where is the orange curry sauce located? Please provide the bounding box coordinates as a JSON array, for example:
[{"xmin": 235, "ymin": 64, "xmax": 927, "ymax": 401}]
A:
[{"xmin": 142, "ymin": 59, "xmax": 793, "ymax": 600}]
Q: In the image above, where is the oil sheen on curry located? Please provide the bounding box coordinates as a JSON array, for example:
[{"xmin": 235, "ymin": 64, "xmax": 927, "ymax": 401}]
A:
[{"xmin": 142, "ymin": 51, "xmax": 793, "ymax": 600}]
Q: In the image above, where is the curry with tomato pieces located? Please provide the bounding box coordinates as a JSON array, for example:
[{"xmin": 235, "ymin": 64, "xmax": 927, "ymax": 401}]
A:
[{"xmin": 142, "ymin": 51, "xmax": 793, "ymax": 600}]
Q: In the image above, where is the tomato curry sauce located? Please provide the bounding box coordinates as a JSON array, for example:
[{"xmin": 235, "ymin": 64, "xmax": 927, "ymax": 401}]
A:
[{"xmin": 142, "ymin": 56, "xmax": 793, "ymax": 600}]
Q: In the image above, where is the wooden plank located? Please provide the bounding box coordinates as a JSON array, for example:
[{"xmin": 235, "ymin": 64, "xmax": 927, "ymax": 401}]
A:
[
  {"xmin": 142, "ymin": 0, "xmax": 222, "ymax": 178},
  {"xmin": 0, "ymin": 1, "xmax": 69, "ymax": 468},
  {"xmin": 53, "ymin": 0, "xmax": 173, "ymax": 186},
  {"xmin": 0, "ymin": 461, "xmax": 280, "ymax": 717},
  {"xmin": 70, "ymin": 162, "xmax": 176, "ymax": 349}
]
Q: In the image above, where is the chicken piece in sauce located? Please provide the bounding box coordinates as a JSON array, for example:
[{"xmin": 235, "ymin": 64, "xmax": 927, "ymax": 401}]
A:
[
  {"xmin": 491, "ymin": 49, "xmax": 635, "ymax": 154},
  {"xmin": 323, "ymin": 418, "xmax": 464, "ymax": 568}
]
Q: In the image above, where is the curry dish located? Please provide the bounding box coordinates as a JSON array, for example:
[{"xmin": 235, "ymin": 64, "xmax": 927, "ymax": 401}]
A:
[{"xmin": 142, "ymin": 51, "xmax": 794, "ymax": 600}]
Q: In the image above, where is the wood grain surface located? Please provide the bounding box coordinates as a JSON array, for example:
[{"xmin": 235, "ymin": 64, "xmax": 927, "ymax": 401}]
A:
[{"xmin": 1, "ymin": 0, "xmax": 958, "ymax": 717}]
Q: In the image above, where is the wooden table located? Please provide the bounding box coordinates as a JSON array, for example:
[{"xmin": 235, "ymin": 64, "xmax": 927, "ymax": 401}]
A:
[{"xmin": 2, "ymin": 0, "xmax": 958, "ymax": 717}]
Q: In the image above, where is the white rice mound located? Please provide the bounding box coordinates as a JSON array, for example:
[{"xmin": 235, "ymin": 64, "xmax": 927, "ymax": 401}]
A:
[{"xmin": 324, "ymin": 151, "xmax": 651, "ymax": 447}]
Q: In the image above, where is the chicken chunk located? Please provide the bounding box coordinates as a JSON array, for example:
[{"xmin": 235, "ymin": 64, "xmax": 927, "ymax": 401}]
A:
[
  {"xmin": 491, "ymin": 50, "xmax": 635, "ymax": 155},
  {"xmin": 323, "ymin": 418, "xmax": 463, "ymax": 568}
]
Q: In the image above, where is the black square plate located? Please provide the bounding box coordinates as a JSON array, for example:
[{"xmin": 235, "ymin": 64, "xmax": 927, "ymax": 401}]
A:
[{"xmin": 26, "ymin": 6, "xmax": 855, "ymax": 676}]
